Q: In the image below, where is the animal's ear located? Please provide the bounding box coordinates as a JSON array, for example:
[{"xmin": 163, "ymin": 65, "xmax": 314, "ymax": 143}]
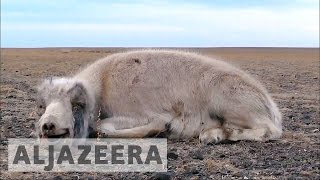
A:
[
  {"xmin": 67, "ymin": 82, "xmax": 87, "ymax": 106},
  {"xmin": 42, "ymin": 77, "xmax": 54, "ymax": 86},
  {"xmin": 45, "ymin": 77, "xmax": 53, "ymax": 84},
  {"xmin": 37, "ymin": 77, "xmax": 55, "ymax": 93}
]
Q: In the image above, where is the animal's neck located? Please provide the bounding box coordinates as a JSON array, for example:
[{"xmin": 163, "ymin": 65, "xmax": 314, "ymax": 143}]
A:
[{"xmin": 73, "ymin": 57, "xmax": 111, "ymax": 128}]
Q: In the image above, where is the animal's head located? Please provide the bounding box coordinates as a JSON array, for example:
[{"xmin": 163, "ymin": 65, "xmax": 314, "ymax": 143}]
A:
[{"xmin": 34, "ymin": 78, "xmax": 94, "ymax": 139}]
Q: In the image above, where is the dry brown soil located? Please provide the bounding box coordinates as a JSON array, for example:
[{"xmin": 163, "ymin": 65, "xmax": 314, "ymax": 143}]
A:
[{"xmin": 0, "ymin": 48, "xmax": 319, "ymax": 179}]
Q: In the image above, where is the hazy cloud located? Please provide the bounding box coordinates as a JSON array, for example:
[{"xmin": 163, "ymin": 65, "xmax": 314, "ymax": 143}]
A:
[{"xmin": 1, "ymin": 0, "xmax": 319, "ymax": 47}]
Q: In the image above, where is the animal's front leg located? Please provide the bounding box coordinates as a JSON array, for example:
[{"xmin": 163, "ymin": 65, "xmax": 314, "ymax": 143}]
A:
[{"xmin": 97, "ymin": 117, "xmax": 167, "ymax": 138}]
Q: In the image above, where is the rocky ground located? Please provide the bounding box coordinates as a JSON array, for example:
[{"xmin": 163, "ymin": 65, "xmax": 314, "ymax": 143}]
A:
[{"xmin": 0, "ymin": 48, "xmax": 319, "ymax": 179}]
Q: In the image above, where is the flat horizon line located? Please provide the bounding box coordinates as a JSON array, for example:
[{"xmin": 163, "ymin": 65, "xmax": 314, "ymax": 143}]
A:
[{"xmin": 1, "ymin": 46, "xmax": 319, "ymax": 49}]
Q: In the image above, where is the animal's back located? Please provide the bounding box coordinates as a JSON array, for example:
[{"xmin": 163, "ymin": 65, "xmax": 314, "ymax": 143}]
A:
[{"xmin": 89, "ymin": 50, "xmax": 264, "ymax": 117}]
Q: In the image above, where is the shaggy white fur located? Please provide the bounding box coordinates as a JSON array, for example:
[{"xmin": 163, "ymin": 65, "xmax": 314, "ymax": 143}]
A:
[{"xmin": 36, "ymin": 50, "xmax": 282, "ymax": 143}]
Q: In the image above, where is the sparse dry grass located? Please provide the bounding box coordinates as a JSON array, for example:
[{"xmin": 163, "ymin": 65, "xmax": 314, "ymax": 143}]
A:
[{"xmin": 0, "ymin": 47, "xmax": 319, "ymax": 179}]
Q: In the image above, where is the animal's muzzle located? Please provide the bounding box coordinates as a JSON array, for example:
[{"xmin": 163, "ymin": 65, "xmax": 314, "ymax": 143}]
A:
[
  {"xmin": 39, "ymin": 115, "xmax": 70, "ymax": 138},
  {"xmin": 42, "ymin": 122, "xmax": 56, "ymax": 135}
]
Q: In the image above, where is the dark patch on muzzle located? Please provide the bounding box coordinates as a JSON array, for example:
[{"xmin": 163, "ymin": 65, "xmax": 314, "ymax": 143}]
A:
[{"xmin": 73, "ymin": 105, "xmax": 85, "ymax": 138}]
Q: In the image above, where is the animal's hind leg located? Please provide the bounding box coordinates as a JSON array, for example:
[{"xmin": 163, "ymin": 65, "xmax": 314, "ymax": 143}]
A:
[
  {"xmin": 224, "ymin": 121, "xmax": 282, "ymax": 141},
  {"xmin": 199, "ymin": 126, "xmax": 271, "ymax": 144},
  {"xmin": 224, "ymin": 127, "xmax": 269, "ymax": 141},
  {"xmin": 199, "ymin": 116, "xmax": 281, "ymax": 144}
]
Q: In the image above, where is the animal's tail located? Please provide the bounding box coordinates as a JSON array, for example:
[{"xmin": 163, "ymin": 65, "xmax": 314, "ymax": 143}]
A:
[
  {"xmin": 224, "ymin": 96, "xmax": 283, "ymax": 141},
  {"xmin": 266, "ymin": 96, "xmax": 283, "ymax": 138}
]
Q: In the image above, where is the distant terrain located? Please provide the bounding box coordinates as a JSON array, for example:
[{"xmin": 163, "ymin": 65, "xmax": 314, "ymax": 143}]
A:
[{"xmin": 1, "ymin": 48, "xmax": 319, "ymax": 179}]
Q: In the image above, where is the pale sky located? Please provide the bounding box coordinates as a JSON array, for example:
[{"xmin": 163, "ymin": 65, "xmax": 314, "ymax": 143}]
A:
[{"xmin": 1, "ymin": 0, "xmax": 319, "ymax": 47}]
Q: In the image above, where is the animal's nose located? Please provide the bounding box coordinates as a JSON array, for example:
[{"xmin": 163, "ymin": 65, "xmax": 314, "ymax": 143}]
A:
[{"xmin": 42, "ymin": 122, "xmax": 56, "ymax": 132}]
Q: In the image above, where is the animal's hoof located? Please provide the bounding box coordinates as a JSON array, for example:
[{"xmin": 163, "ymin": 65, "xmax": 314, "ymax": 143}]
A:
[{"xmin": 199, "ymin": 128, "xmax": 226, "ymax": 144}]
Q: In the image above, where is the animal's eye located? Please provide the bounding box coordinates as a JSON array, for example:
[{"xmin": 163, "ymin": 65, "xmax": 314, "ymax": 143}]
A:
[
  {"xmin": 37, "ymin": 103, "xmax": 46, "ymax": 116},
  {"xmin": 38, "ymin": 103, "xmax": 46, "ymax": 109},
  {"xmin": 37, "ymin": 98, "xmax": 46, "ymax": 109}
]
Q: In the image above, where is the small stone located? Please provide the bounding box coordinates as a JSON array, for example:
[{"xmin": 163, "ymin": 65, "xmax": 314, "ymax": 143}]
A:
[
  {"xmin": 190, "ymin": 176, "xmax": 200, "ymax": 180},
  {"xmin": 7, "ymin": 95, "xmax": 14, "ymax": 98},
  {"xmin": 190, "ymin": 167, "xmax": 199, "ymax": 174},
  {"xmin": 153, "ymin": 172, "xmax": 172, "ymax": 180},
  {"xmin": 170, "ymin": 148, "xmax": 177, "ymax": 152},
  {"xmin": 280, "ymin": 155, "xmax": 287, "ymax": 159},
  {"xmin": 303, "ymin": 115, "xmax": 311, "ymax": 119},
  {"xmin": 219, "ymin": 154, "xmax": 226, "ymax": 158},
  {"xmin": 167, "ymin": 152, "xmax": 178, "ymax": 160},
  {"xmin": 192, "ymin": 150, "xmax": 204, "ymax": 160},
  {"xmin": 53, "ymin": 176, "xmax": 63, "ymax": 180},
  {"xmin": 86, "ymin": 176, "xmax": 94, "ymax": 180},
  {"xmin": 182, "ymin": 160, "xmax": 188, "ymax": 164}
]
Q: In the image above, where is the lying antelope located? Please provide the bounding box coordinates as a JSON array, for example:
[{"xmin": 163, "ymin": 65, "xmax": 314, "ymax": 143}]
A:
[{"xmin": 35, "ymin": 50, "xmax": 282, "ymax": 144}]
